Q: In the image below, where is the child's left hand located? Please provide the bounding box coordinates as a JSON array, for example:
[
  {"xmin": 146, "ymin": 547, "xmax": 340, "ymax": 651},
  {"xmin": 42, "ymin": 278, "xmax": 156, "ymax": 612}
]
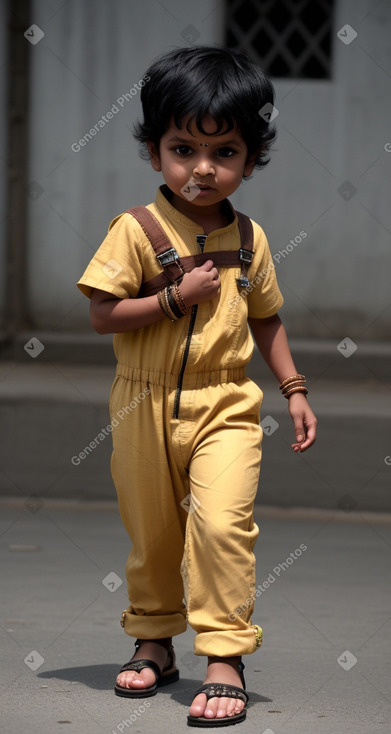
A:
[{"xmin": 287, "ymin": 392, "xmax": 317, "ymax": 452}]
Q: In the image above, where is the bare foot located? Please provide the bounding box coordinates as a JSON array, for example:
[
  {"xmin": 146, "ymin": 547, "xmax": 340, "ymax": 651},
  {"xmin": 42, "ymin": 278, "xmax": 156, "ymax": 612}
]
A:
[
  {"xmin": 116, "ymin": 640, "xmax": 172, "ymax": 691},
  {"xmin": 189, "ymin": 656, "xmax": 245, "ymax": 720}
]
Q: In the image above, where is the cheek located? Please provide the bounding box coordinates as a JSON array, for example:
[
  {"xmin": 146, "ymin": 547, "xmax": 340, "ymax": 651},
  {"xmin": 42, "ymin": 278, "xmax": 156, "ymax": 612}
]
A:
[
  {"xmin": 218, "ymin": 165, "xmax": 244, "ymax": 184},
  {"xmin": 163, "ymin": 161, "xmax": 192, "ymax": 184}
]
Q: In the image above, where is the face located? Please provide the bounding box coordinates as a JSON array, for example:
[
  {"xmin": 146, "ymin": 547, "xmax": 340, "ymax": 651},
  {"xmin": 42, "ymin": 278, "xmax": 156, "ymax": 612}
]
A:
[{"xmin": 147, "ymin": 115, "xmax": 256, "ymax": 217}]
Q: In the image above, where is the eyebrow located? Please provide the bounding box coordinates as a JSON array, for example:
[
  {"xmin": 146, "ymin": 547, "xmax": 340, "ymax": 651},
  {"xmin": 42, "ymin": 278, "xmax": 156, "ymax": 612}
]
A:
[{"xmin": 167, "ymin": 136, "xmax": 241, "ymax": 146}]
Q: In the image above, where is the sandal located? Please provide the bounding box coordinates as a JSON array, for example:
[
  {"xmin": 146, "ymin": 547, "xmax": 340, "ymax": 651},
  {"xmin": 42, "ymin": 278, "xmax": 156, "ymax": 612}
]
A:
[
  {"xmin": 187, "ymin": 661, "xmax": 248, "ymax": 727},
  {"xmin": 114, "ymin": 638, "xmax": 179, "ymax": 698}
]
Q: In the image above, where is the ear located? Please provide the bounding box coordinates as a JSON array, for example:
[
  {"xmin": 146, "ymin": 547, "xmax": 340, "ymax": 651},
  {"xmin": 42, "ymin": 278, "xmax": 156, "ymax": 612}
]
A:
[
  {"xmin": 147, "ymin": 141, "xmax": 161, "ymax": 171},
  {"xmin": 243, "ymin": 152, "xmax": 258, "ymax": 178}
]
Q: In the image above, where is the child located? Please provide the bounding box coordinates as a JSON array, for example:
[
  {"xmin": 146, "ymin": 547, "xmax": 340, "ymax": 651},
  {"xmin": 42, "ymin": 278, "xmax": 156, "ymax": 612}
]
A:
[{"xmin": 77, "ymin": 45, "xmax": 317, "ymax": 727}]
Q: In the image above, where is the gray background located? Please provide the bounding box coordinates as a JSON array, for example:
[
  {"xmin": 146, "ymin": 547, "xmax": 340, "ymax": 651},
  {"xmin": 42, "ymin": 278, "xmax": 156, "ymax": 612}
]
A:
[{"xmin": 1, "ymin": 0, "xmax": 391, "ymax": 338}]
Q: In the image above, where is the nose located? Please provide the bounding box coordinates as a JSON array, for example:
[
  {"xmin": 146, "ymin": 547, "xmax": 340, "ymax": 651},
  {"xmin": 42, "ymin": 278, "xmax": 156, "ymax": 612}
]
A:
[{"xmin": 193, "ymin": 156, "xmax": 215, "ymax": 176}]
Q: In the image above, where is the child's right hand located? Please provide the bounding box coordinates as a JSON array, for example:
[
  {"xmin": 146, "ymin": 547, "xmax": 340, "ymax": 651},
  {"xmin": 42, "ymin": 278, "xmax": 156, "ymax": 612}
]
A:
[{"xmin": 179, "ymin": 260, "xmax": 220, "ymax": 307}]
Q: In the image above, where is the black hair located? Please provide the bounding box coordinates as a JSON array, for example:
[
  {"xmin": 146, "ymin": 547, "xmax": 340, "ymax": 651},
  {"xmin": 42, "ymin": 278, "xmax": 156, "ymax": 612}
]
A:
[{"xmin": 133, "ymin": 45, "xmax": 277, "ymax": 171}]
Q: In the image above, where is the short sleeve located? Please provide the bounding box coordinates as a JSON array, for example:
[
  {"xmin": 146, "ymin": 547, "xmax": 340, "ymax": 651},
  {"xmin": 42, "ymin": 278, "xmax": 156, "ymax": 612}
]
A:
[
  {"xmin": 246, "ymin": 221, "xmax": 284, "ymax": 318},
  {"xmin": 77, "ymin": 213, "xmax": 144, "ymax": 299}
]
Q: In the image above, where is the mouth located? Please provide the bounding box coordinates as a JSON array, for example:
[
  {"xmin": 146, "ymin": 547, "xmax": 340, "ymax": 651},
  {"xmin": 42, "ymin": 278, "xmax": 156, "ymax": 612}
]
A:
[{"xmin": 194, "ymin": 183, "xmax": 214, "ymax": 190}]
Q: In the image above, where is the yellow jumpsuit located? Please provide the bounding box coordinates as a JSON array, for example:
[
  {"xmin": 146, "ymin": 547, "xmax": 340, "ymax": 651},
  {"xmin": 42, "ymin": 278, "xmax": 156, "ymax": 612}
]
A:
[{"xmin": 77, "ymin": 185, "xmax": 284, "ymax": 657}]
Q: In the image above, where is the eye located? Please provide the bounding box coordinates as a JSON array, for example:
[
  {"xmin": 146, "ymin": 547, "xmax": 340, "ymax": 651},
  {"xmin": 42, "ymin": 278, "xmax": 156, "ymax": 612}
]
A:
[
  {"xmin": 216, "ymin": 147, "xmax": 236, "ymax": 158},
  {"xmin": 174, "ymin": 145, "xmax": 193, "ymax": 156}
]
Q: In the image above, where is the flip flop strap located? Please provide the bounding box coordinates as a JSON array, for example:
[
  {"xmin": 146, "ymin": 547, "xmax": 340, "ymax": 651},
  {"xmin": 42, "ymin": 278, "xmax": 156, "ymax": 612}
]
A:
[
  {"xmin": 119, "ymin": 658, "xmax": 161, "ymax": 681},
  {"xmin": 134, "ymin": 639, "xmax": 175, "ymax": 673},
  {"xmin": 193, "ymin": 683, "xmax": 248, "ymax": 704}
]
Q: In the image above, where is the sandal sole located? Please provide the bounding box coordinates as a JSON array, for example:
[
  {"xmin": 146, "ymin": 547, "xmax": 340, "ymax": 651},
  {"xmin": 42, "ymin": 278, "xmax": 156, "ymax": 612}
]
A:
[
  {"xmin": 187, "ymin": 710, "xmax": 247, "ymax": 727},
  {"xmin": 114, "ymin": 669, "xmax": 179, "ymax": 698}
]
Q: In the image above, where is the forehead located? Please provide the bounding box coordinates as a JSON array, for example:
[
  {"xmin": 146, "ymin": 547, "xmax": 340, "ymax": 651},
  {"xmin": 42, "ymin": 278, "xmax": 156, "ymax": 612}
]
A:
[{"xmin": 165, "ymin": 113, "xmax": 242, "ymax": 141}]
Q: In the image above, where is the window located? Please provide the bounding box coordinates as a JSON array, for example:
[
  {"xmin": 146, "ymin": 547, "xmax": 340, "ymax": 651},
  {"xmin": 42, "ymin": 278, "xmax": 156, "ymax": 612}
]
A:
[{"xmin": 225, "ymin": 0, "xmax": 334, "ymax": 79}]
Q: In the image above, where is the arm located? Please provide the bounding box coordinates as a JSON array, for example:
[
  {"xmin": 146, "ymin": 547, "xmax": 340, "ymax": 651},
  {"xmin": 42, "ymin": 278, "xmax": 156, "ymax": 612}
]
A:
[
  {"xmin": 89, "ymin": 260, "xmax": 220, "ymax": 334},
  {"xmin": 248, "ymin": 313, "xmax": 317, "ymax": 452},
  {"xmin": 90, "ymin": 288, "xmax": 165, "ymax": 333}
]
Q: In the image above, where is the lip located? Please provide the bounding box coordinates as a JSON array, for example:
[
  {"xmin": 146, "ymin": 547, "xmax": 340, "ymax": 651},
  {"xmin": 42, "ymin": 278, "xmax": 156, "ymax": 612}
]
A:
[{"xmin": 194, "ymin": 184, "xmax": 214, "ymax": 190}]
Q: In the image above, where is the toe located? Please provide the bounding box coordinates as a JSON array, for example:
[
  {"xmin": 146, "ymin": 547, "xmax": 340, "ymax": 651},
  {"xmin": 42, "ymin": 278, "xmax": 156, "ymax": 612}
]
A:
[
  {"xmin": 203, "ymin": 696, "xmax": 221, "ymax": 719},
  {"xmin": 116, "ymin": 669, "xmax": 156, "ymax": 689},
  {"xmin": 189, "ymin": 693, "xmax": 209, "ymax": 717},
  {"xmin": 189, "ymin": 693, "xmax": 245, "ymax": 720},
  {"xmin": 225, "ymin": 696, "xmax": 244, "ymax": 717}
]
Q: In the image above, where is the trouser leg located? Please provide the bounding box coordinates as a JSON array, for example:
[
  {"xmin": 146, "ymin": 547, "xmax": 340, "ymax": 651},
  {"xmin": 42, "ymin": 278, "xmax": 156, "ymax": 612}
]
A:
[
  {"xmin": 175, "ymin": 379, "xmax": 264, "ymax": 657},
  {"xmin": 110, "ymin": 378, "xmax": 188, "ymax": 639}
]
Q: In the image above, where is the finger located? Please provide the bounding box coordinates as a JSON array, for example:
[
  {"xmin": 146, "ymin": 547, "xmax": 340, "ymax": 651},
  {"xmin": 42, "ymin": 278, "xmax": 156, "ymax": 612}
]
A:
[
  {"xmin": 292, "ymin": 422, "xmax": 317, "ymax": 453},
  {"xmin": 292, "ymin": 416, "xmax": 305, "ymax": 445},
  {"xmin": 199, "ymin": 259, "xmax": 214, "ymax": 271}
]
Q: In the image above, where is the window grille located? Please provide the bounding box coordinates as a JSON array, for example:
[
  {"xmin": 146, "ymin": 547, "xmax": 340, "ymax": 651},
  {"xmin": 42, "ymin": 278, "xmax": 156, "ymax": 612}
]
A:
[{"xmin": 225, "ymin": 0, "xmax": 334, "ymax": 79}]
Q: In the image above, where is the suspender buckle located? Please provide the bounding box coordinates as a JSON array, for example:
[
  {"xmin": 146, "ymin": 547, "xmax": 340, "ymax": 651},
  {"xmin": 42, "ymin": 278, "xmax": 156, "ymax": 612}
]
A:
[
  {"xmin": 239, "ymin": 248, "xmax": 253, "ymax": 264},
  {"xmin": 236, "ymin": 276, "xmax": 250, "ymax": 289},
  {"xmin": 157, "ymin": 248, "xmax": 180, "ymax": 267},
  {"xmin": 236, "ymin": 248, "xmax": 254, "ymax": 290}
]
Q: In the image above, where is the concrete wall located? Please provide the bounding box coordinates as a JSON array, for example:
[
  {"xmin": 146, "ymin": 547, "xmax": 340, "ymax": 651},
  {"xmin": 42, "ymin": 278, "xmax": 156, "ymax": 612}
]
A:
[
  {"xmin": 11, "ymin": 0, "xmax": 391, "ymax": 338},
  {"xmin": 0, "ymin": 2, "xmax": 7, "ymax": 328}
]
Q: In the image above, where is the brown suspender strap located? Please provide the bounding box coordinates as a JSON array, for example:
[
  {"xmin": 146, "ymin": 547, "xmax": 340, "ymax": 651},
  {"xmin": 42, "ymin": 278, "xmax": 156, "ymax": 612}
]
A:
[
  {"xmin": 137, "ymin": 251, "xmax": 241, "ymax": 297},
  {"xmin": 236, "ymin": 210, "xmax": 254, "ymax": 252},
  {"xmin": 129, "ymin": 206, "xmax": 184, "ymax": 285},
  {"xmin": 125, "ymin": 205, "xmax": 254, "ymax": 298}
]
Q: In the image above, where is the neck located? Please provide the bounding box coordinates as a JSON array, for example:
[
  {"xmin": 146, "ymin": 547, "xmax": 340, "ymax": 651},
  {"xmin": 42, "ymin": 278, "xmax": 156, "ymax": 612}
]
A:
[{"xmin": 165, "ymin": 189, "xmax": 234, "ymax": 232}]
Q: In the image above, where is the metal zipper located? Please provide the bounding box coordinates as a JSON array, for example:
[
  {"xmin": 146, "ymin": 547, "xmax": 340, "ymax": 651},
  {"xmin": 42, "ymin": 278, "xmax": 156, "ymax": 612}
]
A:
[
  {"xmin": 172, "ymin": 304, "xmax": 198, "ymax": 418},
  {"xmin": 172, "ymin": 234, "xmax": 207, "ymax": 419}
]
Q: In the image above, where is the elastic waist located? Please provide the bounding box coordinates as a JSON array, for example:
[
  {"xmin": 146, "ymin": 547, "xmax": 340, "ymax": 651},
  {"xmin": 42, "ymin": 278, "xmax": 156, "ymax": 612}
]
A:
[{"xmin": 115, "ymin": 364, "xmax": 246, "ymax": 389}]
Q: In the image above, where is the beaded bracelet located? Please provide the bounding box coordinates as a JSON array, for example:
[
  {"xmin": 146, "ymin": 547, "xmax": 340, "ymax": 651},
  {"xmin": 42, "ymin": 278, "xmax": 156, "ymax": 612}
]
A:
[
  {"xmin": 283, "ymin": 385, "xmax": 308, "ymax": 399},
  {"xmin": 279, "ymin": 373, "xmax": 308, "ymax": 399},
  {"xmin": 163, "ymin": 287, "xmax": 180, "ymax": 321},
  {"xmin": 172, "ymin": 283, "xmax": 187, "ymax": 316},
  {"xmin": 157, "ymin": 289, "xmax": 178, "ymax": 322},
  {"xmin": 279, "ymin": 374, "xmax": 306, "ymax": 390},
  {"xmin": 167, "ymin": 285, "xmax": 184, "ymax": 319},
  {"xmin": 157, "ymin": 285, "xmax": 186, "ymax": 322}
]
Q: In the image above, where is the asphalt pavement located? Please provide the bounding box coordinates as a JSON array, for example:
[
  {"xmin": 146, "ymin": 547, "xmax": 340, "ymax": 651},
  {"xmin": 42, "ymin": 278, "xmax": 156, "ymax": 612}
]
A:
[{"xmin": 1, "ymin": 501, "xmax": 390, "ymax": 734}]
